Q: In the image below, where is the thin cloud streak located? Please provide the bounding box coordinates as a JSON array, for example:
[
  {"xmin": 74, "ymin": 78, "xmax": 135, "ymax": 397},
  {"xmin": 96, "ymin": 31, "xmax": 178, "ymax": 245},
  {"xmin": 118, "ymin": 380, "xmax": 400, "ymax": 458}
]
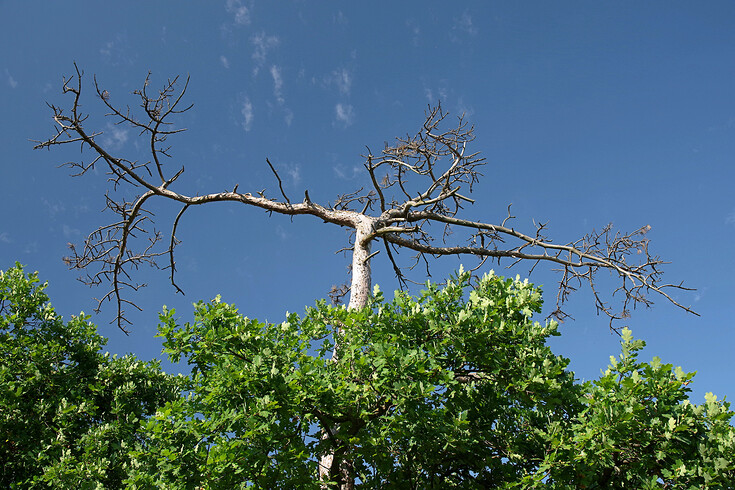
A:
[
  {"xmin": 241, "ymin": 96, "xmax": 254, "ymax": 131},
  {"xmin": 271, "ymin": 65, "xmax": 284, "ymax": 104},
  {"xmin": 5, "ymin": 69, "xmax": 18, "ymax": 89}
]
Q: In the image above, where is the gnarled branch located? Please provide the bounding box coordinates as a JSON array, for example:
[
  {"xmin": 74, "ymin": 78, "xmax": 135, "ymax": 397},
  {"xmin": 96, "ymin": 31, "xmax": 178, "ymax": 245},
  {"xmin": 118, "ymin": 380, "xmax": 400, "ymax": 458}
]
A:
[{"xmin": 35, "ymin": 65, "xmax": 696, "ymax": 333}]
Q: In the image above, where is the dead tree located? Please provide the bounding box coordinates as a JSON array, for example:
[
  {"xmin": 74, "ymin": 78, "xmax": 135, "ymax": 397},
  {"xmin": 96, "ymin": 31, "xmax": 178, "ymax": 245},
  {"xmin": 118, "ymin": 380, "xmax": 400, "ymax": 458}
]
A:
[{"xmin": 35, "ymin": 65, "xmax": 696, "ymax": 487}]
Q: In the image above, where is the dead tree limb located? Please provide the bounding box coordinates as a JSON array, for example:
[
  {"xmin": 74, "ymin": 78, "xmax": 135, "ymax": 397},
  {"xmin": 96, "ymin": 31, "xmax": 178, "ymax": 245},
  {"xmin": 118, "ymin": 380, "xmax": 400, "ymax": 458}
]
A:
[
  {"xmin": 34, "ymin": 64, "xmax": 696, "ymax": 335},
  {"xmin": 34, "ymin": 65, "xmax": 697, "ymax": 487}
]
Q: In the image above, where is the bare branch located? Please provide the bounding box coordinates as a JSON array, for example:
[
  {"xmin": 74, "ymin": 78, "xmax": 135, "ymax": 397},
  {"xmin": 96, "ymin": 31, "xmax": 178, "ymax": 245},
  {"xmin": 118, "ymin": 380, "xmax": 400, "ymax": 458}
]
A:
[
  {"xmin": 266, "ymin": 158, "xmax": 291, "ymax": 205},
  {"xmin": 364, "ymin": 150, "xmax": 387, "ymax": 212},
  {"xmin": 36, "ymin": 67, "xmax": 696, "ymax": 332},
  {"xmin": 168, "ymin": 204, "xmax": 190, "ymax": 295},
  {"xmin": 328, "ymin": 284, "xmax": 350, "ymax": 305}
]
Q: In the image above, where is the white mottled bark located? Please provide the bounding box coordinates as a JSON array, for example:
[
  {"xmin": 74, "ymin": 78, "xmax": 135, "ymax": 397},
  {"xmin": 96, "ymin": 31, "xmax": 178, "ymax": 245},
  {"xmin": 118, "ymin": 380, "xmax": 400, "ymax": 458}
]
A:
[
  {"xmin": 347, "ymin": 219, "xmax": 373, "ymax": 311},
  {"xmin": 39, "ymin": 75, "xmax": 695, "ymax": 488},
  {"xmin": 319, "ymin": 218, "xmax": 374, "ymax": 489}
]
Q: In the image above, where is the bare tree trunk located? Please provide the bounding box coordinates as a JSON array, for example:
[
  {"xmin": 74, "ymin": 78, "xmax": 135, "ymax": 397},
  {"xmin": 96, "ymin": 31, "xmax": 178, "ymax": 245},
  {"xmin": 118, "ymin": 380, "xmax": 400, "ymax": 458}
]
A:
[
  {"xmin": 347, "ymin": 220, "xmax": 373, "ymax": 311},
  {"xmin": 36, "ymin": 66, "xmax": 697, "ymax": 489},
  {"xmin": 318, "ymin": 220, "xmax": 373, "ymax": 488}
]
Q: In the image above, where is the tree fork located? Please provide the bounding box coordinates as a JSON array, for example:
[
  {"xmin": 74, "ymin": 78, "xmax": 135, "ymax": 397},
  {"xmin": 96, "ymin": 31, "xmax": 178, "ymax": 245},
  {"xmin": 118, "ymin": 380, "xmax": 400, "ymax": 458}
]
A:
[{"xmin": 35, "ymin": 65, "xmax": 698, "ymax": 488}]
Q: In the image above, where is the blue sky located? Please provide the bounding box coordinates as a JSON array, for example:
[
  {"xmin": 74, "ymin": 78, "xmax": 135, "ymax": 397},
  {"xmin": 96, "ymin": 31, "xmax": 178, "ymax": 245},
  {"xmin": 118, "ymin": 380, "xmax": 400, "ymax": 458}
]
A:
[{"xmin": 2, "ymin": 1, "xmax": 735, "ymax": 404}]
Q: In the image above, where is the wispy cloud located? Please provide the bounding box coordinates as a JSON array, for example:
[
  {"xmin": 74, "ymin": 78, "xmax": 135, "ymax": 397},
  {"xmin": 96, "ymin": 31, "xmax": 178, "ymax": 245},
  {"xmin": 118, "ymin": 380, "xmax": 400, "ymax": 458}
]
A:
[
  {"xmin": 0, "ymin": 232, "xmax": 11, "ymax": 243},
  {"xmin": 282, "ymin": 163, "xmax": 301, "ymax": 186},
  {"xmin": 240, "ymin": 96, "xmax": 254, "ymax": 131},
  {"xmin": 74, "ymin": 203, "xmax": 90, "ymax": 215},
  {"xmin": 406, "ymin": 19, "xmax": 421, "ymax": 46},
  {"xmin": 5, "ymin": 69, "xmax": 18, "ymax": 89},
  {"xmin": 220, "ymin": 55, "xmax": 230, "ymax": 69},
  {"xmin": 456, "ymin": 97, "xmax": 475, "ymax": 118},
  {"xmin": 24, "ymin": 241, "xmax": 38, "ymax": 255},
  {"xmin": 269, "ymin": 162, "xmax": 300, "ymax": 189},
  {"xmin": 726, "ymin": 209, "xmax": 735, "ymax": 226},
  {"xmin": 275, "ymin": 225, "xmax": 289, "ymax": 241},
  {"xmin": 62, "ymin": 224, "xmax": 81, "ymax": 240},
  {"xmin": 424, "ymin": 86, "xmax": 448, "ymax": 103},
  {"xmin": 100, "ymin": 33, "xmax": 135, "ymax": 66},
  {"xmin": 453, "ymin": 11, "xmax": 478, "ymax": 37},
  {"xmin": 271, "ymin": 65, "xmax": 285, "ymax": 104},
  {"xmin": 100, "ymin": 122, "xmax": 129, "ymax": 150},
  {"xmin": 333, "ymin": 163, "xmax": 362, "ymax": 180},
  {"xmin": 41, "ymin": 198, "xmax": 65, "ymax": 218},
  {"xmin": 225, "ymin": 0, "xmax": 251, "ymax": 25},
  {"xmin": 318, "ymin": 68, "xmax": 353, "ymax": 96},
  {"xmin": 333, "ymin": 11, "xmax": 348, "ymax": 25},
  {"xmin": 269, "ymin": 65, "xmax": 293, "ymax": 125},
  {"xmin": 332, "ymin": 68, "xmax": 352, "ymax": 96},
  {"xmin": 335, "ymin": 103, "xmax": 355, "ymax": 126},
  {"xmin": 251, "ymin": 32, "xmax": 280, "ymax": 76}
]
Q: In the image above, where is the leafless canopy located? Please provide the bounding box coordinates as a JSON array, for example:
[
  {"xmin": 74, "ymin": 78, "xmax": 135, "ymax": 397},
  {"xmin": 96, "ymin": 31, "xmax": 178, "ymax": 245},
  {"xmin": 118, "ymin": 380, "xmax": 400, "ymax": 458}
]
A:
[{"xmin": 34, "ymin": 65, "xmax": 696, "ymax": 333}]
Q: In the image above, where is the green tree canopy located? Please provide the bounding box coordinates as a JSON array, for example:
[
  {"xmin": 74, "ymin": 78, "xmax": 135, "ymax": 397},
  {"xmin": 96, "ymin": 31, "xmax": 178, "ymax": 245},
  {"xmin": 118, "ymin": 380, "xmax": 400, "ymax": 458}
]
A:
[
  {"xmin": 528, "ymin": 328, "xmax": 735, "ymax": 488},
  {"xmin": 2, "ymin": 264, "xmax": 733, "ymax": 488},
  {"xmin": 0, "ymin": 264, "xmax": 182, "ymax": 488},
  {"xmin": 130, "ymin": 270, "xmax": 581, "ymax": 488}
]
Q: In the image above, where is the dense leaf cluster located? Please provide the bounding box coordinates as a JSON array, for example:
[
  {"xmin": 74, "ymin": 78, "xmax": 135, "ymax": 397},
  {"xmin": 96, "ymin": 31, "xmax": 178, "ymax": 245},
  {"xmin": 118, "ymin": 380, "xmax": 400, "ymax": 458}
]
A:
[
  {"xmin": 0, "ymin": 264, "xmax": 183, "ymax": 488},
  {"xmin": 1, "ymin": 264, "xmax": 733, "ymax": 488},
  {"xmin": 136, "ymin": 271, "xmax": 580, "ymax": 488},
  {"xmin": 530, "ymin": 329, "xmax": 735, "ymax": 487}
]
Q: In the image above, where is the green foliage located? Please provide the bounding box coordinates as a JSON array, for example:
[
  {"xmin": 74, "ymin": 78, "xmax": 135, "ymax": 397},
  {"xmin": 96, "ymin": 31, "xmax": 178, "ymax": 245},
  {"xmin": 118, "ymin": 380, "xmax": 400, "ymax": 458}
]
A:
[
  {"xmin": 526, "ymin": 328, "xmax": 735, "ymax": 488},
  {"xmin": 128, "ymin": 271, "xmax": 581, "ymax": 488},
  {"xmin": 0, "ymin": 264, "xmax": 183, "ymax": 488},
  {"xmin": 3, "ymin": 264, "xmax": 734, "ymax": 488}
]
